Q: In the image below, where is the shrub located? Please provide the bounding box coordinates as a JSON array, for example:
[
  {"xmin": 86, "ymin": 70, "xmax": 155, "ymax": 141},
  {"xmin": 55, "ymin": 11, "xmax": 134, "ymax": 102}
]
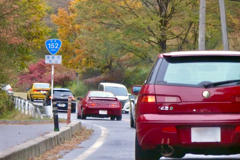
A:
[
  {"xmin": 0, "ymin": 91, "xmax": 15, "ymax": 117},
  {"xmin": 17, "ymin": 59, "xmax": 76, "ymax": 91},
  {"xmin": 67, "ymin": 80, "xmax": 93, "ymax": 97}
]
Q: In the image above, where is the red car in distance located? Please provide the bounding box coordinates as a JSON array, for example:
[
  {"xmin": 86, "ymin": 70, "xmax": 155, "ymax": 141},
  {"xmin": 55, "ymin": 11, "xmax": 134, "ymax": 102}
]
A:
[{"xmin": 77, "ymin": 91, "xmax": 122, "ymax": 120}]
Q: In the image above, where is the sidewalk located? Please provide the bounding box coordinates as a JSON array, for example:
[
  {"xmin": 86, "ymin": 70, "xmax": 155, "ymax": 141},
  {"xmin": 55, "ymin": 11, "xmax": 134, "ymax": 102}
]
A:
[{"xmin": 0, "ymin": 121, "xmax": 82, "ymax": 160}]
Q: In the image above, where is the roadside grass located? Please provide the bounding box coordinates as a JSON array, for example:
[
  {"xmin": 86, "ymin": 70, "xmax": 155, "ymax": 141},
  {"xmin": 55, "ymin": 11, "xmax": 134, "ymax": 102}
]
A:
[
  {"xmin": 0, "ymin": 109, "xmax": 68, "ymax": 124},
  {"xmin": 14, "ymin": 92, "xmax": 27, "ymax": 99}
]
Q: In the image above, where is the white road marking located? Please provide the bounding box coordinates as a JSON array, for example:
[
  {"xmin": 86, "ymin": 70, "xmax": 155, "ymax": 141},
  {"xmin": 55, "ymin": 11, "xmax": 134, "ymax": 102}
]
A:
[{"xmin": 73, "ymin": 124, "xmax": 109, "ymax": 160}]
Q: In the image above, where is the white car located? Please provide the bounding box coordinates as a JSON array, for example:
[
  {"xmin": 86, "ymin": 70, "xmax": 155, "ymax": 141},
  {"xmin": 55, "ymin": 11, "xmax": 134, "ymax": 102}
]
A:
[
  {"xmin": 130, "ymin": 85, "xmax": 142, "ymax": 128},
  {"xmin": 122, "ymin": 95, "xmax": 135, "ymax": 114},
  {"xmin": 1, "ymin": 84, "xmax": 14, "ymax": 96},
  {"xmin": 98, "ymin": 82, "xmax": 129, "ymax": 108}
]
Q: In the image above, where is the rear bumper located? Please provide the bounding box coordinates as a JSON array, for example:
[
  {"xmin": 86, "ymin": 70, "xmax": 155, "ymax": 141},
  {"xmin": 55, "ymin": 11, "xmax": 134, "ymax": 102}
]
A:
[
  {"xmin": 31, "ymin": 93, "xmax": 46, "ymax": 100},
  {"xmin": 84, "ymin": 107, "xmax": 122, "ymax": 117},
  {"xmin": 55, "ymin": 101, "xmax": 76, "ymax": 111},
  {"xmin": 136, "ymin": 114, "xmax": 240, "ymax": 150}
]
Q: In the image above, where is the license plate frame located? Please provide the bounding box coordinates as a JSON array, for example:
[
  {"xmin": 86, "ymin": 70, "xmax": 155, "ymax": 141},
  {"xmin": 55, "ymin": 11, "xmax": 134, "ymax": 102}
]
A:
[
  {"xmin": 99, "ymin": 110, "xmax": 107, "ymax": 115},
  {"xmin": 57, "ymin": 104, "xmax": 66, "ymax": 107},
  {"xmin": 191, "ymin": 127, "xmax": 221, "ymax": 142}
]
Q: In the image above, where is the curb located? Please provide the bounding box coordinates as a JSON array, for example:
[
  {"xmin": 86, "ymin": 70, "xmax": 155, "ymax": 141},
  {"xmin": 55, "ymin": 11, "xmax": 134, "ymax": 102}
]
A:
[{"xmin": 0, "ymin": 121, "xmax": 82, "ymax": 160}]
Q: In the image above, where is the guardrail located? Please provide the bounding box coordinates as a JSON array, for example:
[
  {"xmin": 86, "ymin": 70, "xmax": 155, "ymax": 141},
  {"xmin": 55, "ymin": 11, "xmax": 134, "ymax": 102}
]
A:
[{"xmin": 13, "ymin": 97, "xmax": 51, "ymax": 119}]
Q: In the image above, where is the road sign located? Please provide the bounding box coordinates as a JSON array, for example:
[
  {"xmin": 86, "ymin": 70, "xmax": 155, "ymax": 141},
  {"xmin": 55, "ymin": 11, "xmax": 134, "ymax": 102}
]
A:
[
  {"xmin": 45, "ymin": 55, "xmax": 62, "ymax": 64},
  {"xmin": 45, "ymin": 39, "xmax": 62, "ymax": 55}
]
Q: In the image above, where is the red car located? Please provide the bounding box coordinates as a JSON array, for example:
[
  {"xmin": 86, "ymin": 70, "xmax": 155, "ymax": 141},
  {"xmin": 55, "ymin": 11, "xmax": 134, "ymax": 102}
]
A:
[
  {"xmin": 77, "ymin": 91, "xmax": 122, "ymax": 120},
  {"xmin": 135, "ymin": 50, "xmax": 240, "ymax": 160}
]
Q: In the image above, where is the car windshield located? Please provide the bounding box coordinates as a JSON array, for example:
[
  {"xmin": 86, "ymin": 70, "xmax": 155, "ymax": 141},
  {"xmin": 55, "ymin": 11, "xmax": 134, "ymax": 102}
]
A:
[
  {"xmin": 54, "ymin": 91, "xmax": 72, "ymax": 96},
  {"xmin": 89, "ymin": 91, "xmax": 115, "ymax": 98},
  {"xmin": 35, "ymin": 84, "xmax": 50, "ymax": 88},
  {"xmin": 156, "ymin": 56, "xmax": 240, "ymax": 87},
  {"xmin": 105, "ymin": 86, "xmax": 128, "ymax": 96}
]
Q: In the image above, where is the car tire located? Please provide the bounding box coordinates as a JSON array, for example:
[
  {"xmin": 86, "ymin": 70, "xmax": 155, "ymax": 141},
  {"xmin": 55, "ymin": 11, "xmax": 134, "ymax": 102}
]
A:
[
  {"xmin": 130, "ymin": 111, "xmax": 135, "ymax": 128},
  {"xmin": 135, "ymin": 134, "xmax": 161, "ymax": 160},
  {"xmin": 71, "ymin": 109, "xmax": 76, "ymax": 113},
  {"xmin": 116, "ymin": 115, "xmax": 122, "ymax": 121},
  {"xmin": 110, "ymin": 116, "xmax": 115, "ymax": 120},
  {"xmin": 81, "ymin": 108, "xmax": 86, "ymax": 119},
  {"xmin": 77, "ymin": 110, "xmax": 81, "ymax": 119}
]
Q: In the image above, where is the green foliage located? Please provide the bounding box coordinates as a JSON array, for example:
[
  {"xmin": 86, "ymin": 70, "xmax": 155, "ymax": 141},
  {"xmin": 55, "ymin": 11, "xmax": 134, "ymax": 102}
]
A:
[
  {"xmin": 0, "ymin": 0, "xmax": 50, "ymax": 87},
  {"xmin": 67, "ymin": 80, "xmax": 92, "ymax": 97},
  {"xmin": 0, "ymin": 92, "xmax": 15, "ymax": 117}
]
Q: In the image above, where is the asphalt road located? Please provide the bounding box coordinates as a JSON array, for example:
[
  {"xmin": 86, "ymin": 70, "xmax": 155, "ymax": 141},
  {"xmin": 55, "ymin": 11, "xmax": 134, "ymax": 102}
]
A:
[{"xmin": 57, "ymin": 112, "xmax": 240, "ymax": 160}]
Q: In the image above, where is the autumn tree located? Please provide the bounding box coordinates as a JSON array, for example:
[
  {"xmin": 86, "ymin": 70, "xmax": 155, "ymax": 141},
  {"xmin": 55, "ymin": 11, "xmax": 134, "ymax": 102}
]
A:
[
  {"xmin": 0, "ymin": 0, "xmax": 50, "ymax": 86},
  {"xmin": 17, "ymin": 59, "xmax": 76, "ymax": 91},
  {"xmin": 51, "ymin": 0, "xmax": 240, "ymax": 86}
]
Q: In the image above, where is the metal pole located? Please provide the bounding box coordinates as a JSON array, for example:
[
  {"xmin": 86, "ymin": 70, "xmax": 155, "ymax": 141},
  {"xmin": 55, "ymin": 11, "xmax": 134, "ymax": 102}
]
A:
[
  {"xmin": 53, "ymin": 101, "xmax": 59, "ymax": 131},
  {"xmin": 67, "ymin": 96, "xmax": 71, "ymax": 124},
  {"xmin": 51, "ymin": 64, "xmax": 54, "ymax": 119},
  {"xmin": 199, "ymin": 0, "xmax": 206, "ymax": 50},
  {"xmin": 219, "ymin": 0, "xmax": 229, "ymax": 50}
]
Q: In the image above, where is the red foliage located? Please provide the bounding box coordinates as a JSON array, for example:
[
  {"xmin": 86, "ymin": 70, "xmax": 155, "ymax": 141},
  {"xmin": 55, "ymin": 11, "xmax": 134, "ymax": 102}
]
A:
[{"xmin": 18, "ymin": 59, "xmax": 76, "ymax": 88}]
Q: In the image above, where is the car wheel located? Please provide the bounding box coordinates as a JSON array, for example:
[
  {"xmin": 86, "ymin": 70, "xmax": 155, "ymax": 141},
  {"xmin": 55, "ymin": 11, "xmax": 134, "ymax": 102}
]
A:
[
  {"xmin": 81, "ymin": 108, "xmax": 86, "ymax": 119},
  {"xmin": 77, "ymin": 110, "xmax": 81, "ymax": 119},
  {"xmin": 110, "ymin": 116, "xmax": 115, "ymax": 120},
  {"xmin": 135, "ymin": 134, "xmax": 161, "ymax": 160},
  {"xmin": 130, "ymin": 111, "xmax": 135, "ymax": 128},
  {"xmin": 116, "ymin": 115, "xmax": 122, "ymax": 121},
  {"xmin": 71, "ymin": 109, "xmax": 76, "ymax": 113},
  {"xmin": 30, "ymin": 96, "xmax": 34, "ymax": 102}
]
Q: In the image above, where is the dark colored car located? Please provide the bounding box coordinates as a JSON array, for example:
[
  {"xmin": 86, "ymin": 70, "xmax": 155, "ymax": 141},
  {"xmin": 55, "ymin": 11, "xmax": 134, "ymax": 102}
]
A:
[
  {"xmin": 77, "ymin": 90, "xmax": 122, "ymax": 120},
  {"xmin": 43, "ymin": 88, "xmax": 76, "ymax": 113},
  {"xmin": 135, "ymin": 50, "xmax": 240, "ymax": 160}
]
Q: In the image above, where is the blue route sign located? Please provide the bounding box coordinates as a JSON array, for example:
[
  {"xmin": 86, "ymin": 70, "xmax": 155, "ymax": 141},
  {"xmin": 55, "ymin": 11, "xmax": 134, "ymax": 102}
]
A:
[{"xmin": 45, "ymin": 39, "xmax": 62, "ymax": 55}]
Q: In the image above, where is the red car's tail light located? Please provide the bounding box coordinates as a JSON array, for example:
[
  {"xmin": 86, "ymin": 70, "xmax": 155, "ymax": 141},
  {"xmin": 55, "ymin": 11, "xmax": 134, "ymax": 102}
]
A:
[
  {"xmin": 141, "ymin": 95, "xmax": 156, "ymax": 102},
  {"xmin": 49, "ymin": 96, "xmax": 55, "ymax": 99},
  {"xmin": 162, "ymin": 126, "xmax": 177, "ymax": 133},
  {"xmin": 157, "ymin": 96, "xmax": 181, "ymax": 103},
  {"xmin": 235, "ymin": 126, "xmax": 240, "ymax": 132},
  {"xmin": 232, "ymin": 96, "xmax": 240, "ymax": 102},
  {"xmin": 90, "ymin": 103, "xmax": 96, "ymax": 106},
  {"xmin": 110, "ymin": 104, "xmax": 116, "ymax": 107}
]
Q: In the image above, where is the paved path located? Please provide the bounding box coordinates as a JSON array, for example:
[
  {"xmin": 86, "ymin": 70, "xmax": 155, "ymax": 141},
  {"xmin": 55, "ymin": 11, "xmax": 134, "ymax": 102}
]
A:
[{"xmin": 0, "ymin": 123, "xmax": 66, "ymax": 152}]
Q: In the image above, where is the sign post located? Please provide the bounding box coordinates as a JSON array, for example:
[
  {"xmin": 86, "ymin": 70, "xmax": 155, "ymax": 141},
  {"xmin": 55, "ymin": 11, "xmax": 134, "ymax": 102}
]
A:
[{"xmin": 45, "ymin": 39, "xmax": 62, "ymax": 132}]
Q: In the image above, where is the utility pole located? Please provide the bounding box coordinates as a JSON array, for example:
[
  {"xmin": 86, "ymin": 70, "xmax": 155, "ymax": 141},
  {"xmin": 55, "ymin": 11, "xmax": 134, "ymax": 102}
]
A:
[
  {"xmin": 198, "ymin": 0, "xmax": 206, "ymax": 50},
  {"xmin": 219, "ymin": 0, "xmax": 229, "ymax": 50}
]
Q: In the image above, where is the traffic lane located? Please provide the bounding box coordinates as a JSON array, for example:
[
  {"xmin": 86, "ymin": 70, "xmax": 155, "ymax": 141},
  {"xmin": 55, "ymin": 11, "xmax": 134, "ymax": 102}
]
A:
[
  {"xmin": 58, "ymin": 112, "xmax": 240, "ymax": 160},
  {"xmin": 57, "ymin": 113, "xmax": 134, "ymax": 160}
]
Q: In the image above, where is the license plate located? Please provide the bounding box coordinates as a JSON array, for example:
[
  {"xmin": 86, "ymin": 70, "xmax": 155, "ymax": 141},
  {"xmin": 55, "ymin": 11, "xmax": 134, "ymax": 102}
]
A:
[
  {"xmin": 41, "ymin": 91, "xmax": 46, "ymax": 93},
  {"xmin": 191, "ymin": 127, "xmax": 221, "ymax": 142},
  {"xmin": 99, "ymin": 110, "xmax": 107, "ymax": 114},
  {"xmin": 57, "ymin": 104, "xmax": 66, "ymax": 107}
]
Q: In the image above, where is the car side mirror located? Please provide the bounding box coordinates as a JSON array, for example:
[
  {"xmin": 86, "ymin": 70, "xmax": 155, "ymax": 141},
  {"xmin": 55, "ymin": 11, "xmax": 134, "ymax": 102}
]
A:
[{"xmin": 131, "ymin": 85, "xmax": 142, "ymax": 95}]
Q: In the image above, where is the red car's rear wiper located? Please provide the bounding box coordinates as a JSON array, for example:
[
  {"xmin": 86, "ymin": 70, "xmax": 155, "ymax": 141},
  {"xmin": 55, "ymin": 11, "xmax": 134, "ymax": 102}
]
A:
[{"xmin": 203, "ymin": 79, "xmax": 240, "ymax": 88}]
